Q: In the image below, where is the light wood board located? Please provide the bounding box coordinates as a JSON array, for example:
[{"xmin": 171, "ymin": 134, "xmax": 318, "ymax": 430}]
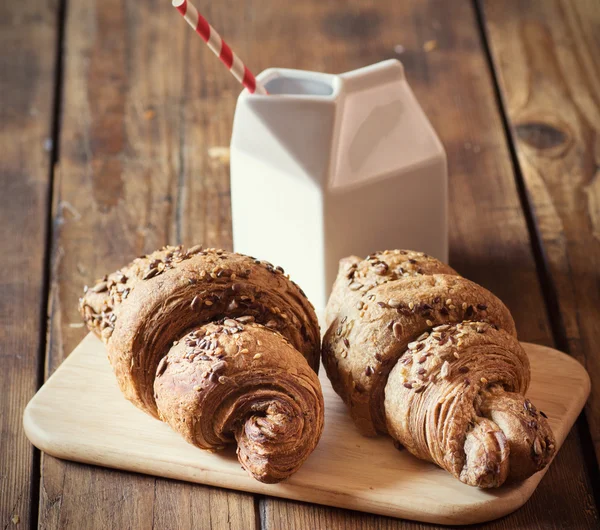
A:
[{"xmin": 23, "ymin": 333, "xmax": 590, "ymax": 525}]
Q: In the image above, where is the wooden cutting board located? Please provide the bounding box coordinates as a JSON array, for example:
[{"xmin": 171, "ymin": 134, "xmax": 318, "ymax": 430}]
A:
[{"xmin": 24, "ymin": 333, "xmax": 589, "ymax": 525}]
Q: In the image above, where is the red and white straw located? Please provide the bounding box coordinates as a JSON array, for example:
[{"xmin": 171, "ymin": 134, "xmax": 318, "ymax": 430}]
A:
[{"xmin": 173, "ymin": 0, "xmax": 267, "ymax": 95}]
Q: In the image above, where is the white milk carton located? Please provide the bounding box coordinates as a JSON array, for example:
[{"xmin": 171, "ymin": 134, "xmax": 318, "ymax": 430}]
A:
[{"xmin": 230, "ymin": 59, "xmax": 447, "ymax": 313}]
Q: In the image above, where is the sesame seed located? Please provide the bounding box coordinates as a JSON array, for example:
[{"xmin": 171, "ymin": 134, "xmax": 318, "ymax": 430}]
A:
[
  {"xmin": 440, "ymin": 361, "xmax": 450, "ymax": 378},
  {"xmin": 408, "ymin": 302, "xmax": 415, "ymax": 310},
  {"xmin": 393, "ymin": 322, "xmax": 403, "ymax": 340},
  {"xmin": 253, "ymin": 353, "xmax": 262, "ymax": 360},
  {"xmin": 426, "ymin": 319, "xmax": 433, "ymax": 326},
  {"xmin": 480, "ymin": 377, "xmax": 488, "ymax": 384}
]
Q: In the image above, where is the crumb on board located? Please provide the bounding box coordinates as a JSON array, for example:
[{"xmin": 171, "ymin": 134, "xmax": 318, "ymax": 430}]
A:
[{"xmin": 208, "ymin": 146, "xmax": 231, "ymax": 163}]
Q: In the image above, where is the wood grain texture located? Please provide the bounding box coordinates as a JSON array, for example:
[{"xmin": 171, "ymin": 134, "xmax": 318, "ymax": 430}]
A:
[
  {"xmin": 482, "ymin": 0, "xmax": 600, "ymax": 465},
  {"xmin": 35, "ymin": 0, "xmax": 600, "ymax": 528},
  {"xmin": 24, "ymin": 334, "xmax": 590, "ymax": 526},
  {"xmin": 0, "ymin": 0, "xmax": 57, "ymax": 528},
  {"xmin": 41, "ymin": 0, "xmax": 255, "ymax": 528},
  {"xmin": 249, "ymin": 0, "xmax": 600, "ymax": 528}
]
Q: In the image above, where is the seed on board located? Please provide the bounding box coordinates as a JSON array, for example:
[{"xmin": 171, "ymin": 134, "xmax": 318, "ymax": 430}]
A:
[{"xmin": 540, "ymin": 410, "xmax": 548, "ymax": 419}]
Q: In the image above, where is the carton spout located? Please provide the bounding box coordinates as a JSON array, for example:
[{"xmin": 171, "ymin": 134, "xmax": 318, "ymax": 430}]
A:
[
  {"xmin": 254, "ymin": 68, "xmax": 340, "ymax": 98},
  {"xmin": 339, "ymin": 59, "xmax": 405, "ymax": 93}
]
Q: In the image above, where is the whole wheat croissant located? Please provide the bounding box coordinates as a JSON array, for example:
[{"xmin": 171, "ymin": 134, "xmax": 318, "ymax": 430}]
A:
[
  {"xmin": 79, "ymin": 245, "xmax": 324, "ymax": 483},
  {"xmin": 322, "ymin": 250, "xmax": 555, "ymax": 488}
]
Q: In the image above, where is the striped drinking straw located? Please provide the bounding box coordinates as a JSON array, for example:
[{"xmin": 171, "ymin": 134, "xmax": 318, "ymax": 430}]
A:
[{"xmin": 172, "ymin": 0, "xmax": 268, "ymax": 95}]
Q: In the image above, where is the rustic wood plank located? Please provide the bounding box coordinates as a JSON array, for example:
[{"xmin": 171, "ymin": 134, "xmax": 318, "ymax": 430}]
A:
[
  {"xmin": 40, "ymin": 0, "xmax": 256, "ymax": 528},
  {"xmin": 255, "ymin": 0, "xmax": 599, "ymax": 527},
  {"xmin": 37, "ymin": 0, "xmax": 600, "ymax": 528},
  {"xmin": 0, "ymin": 0, "xmax": 57, "ymax": 528},
  {"xmin": 481, "ymin": 0, "xmax": 600, "ymax": 468}
]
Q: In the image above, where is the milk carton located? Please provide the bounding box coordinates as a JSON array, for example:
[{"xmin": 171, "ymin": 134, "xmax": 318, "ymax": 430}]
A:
[{"xmin": 230, "ymin": 59, "xmax": 447, "ymax": 312}]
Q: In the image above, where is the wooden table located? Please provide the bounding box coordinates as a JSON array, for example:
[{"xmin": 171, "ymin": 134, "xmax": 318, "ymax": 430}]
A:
[{"xmin": 2, "ymin": 0, "xmax": 599, "ymax": 528}]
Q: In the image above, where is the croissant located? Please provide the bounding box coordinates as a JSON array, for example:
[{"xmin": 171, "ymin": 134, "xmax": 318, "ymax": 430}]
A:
[
  {"xmin": 79, "ymin": 245, "xmax": 324, "ymax": 483},
  {"xmin": 322, "ymin": 250, "xmax": 555, "ymax": 487}
]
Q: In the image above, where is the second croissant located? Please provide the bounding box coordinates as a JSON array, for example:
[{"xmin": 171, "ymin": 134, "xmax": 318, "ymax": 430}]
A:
[{"xmin": 322, "ymin": 250, "xmax": 556, "ymax": 488}]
